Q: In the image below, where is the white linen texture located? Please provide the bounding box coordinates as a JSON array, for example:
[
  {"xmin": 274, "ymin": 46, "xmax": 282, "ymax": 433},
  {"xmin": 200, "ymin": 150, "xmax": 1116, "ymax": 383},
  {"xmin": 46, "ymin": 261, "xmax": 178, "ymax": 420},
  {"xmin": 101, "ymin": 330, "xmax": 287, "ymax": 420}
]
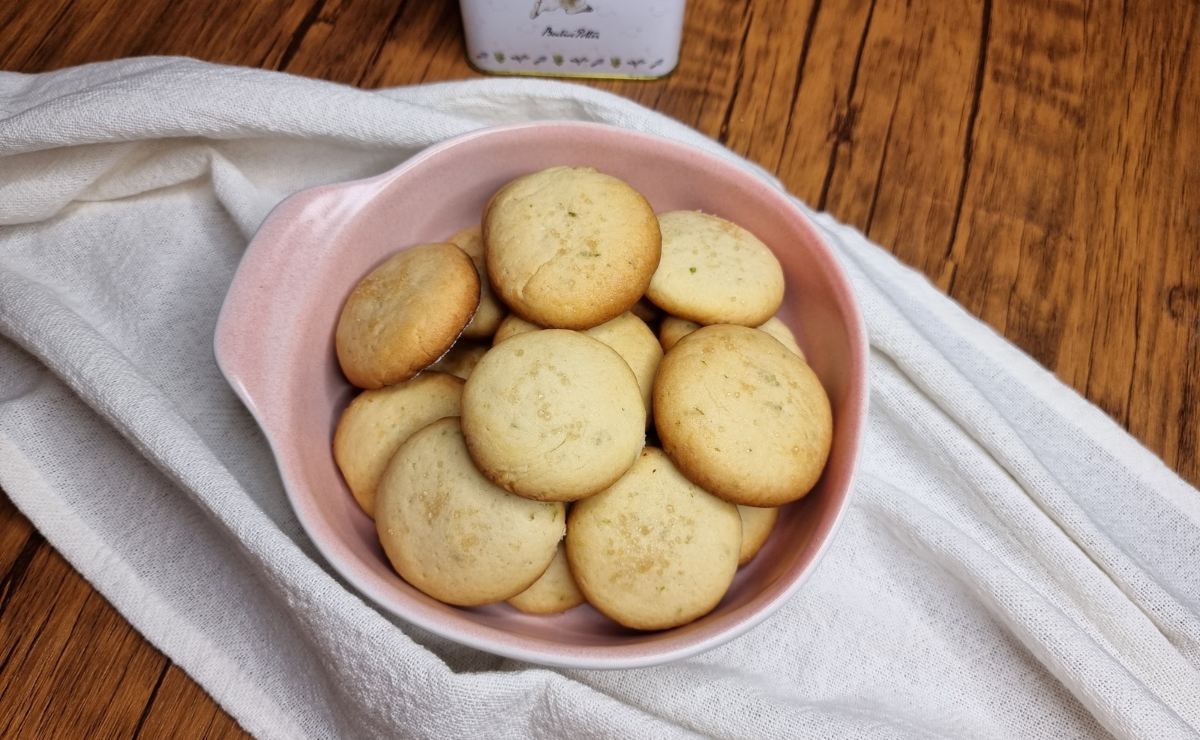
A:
[{"xmin": 1, "ymin": 58, "xmax": 1197, "ymax": 740}]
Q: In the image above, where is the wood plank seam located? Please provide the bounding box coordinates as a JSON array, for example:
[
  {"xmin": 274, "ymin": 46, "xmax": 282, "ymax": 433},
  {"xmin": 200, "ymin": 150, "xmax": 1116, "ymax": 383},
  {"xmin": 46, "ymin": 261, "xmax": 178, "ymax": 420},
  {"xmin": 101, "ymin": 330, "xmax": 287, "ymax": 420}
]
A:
[
  {"xmin": 1174, "ymin": 302, "xmax": 1199, "ymax": 465},
  {"xmin": 862, "ymin": 81, "xmax": 902, "ymax": 236},
  {"xmin": 816, "ymin": 0, "xmax": 877, "ymax": 211},
  {"xmin": 276, "ymin": 0, "xmax": 328, "ymax": 73},
  {"xmin": 717, "ymin": 3, "xmax": 754, "ymax": 145},
  {"xmin": 355, "ymin": 0, "xmax": 412, "ymax": 88},
  {"xmin": 130, "ymin": 662, "xmax": 171, "ymax": 740},
  {"xmin": 0, "ymin": 568, "xmax": 63, "ymax": 735},
  {"xmin": 1121, "ymin": 274, "xmax": 1143, "ymax": 431},
  {"xmin": 943, "ymin": 0, "xmax": 994, "ymax": 264},
  {"xmin": 0, "ymin": 532, "xmax": 44, "ymax": 623},
  {"xmin": 1168, "ymin": 15, "xmax": 1193, "ymax": 133},
  {"xmin": 777, "ymin": 0, "xmax": 824, "ymax": 174}
]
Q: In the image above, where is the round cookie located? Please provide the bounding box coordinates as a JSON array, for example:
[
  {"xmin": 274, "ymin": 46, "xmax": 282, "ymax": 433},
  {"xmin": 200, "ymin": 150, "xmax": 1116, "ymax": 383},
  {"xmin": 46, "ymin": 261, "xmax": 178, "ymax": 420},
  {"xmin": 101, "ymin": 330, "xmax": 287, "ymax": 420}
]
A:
[
  {"xmin": 660, "ymin": 314, "xmax": 806, "ymax": 361},
  {"xmin": 659, "ymin": 316, "xmax": 702, "ymax": 352},
  {"xmin": 447, "ymin": 225, "xmax": 507, "ymax": 339},
  {"xmin": 646, "ymin": 211, "xmax": 784, "ymax": 327},
  {"xmin": 492, "ymin": 313, "xmax": 661, "ymax": 424},
  {"xmin": 567, "ymin": 447, "xmax": 742, "ymax": 630},
  {"xmin": 506, "ymin": 541, "xmax": 586, "ymax": 615},
  {"xmin": 336, "ymin": 243, "xmax": 480, "ymax": 389},
  {"xmin": 757, "ymin": 317, "xmax": 806, "ymax": 362},
  {"xmin": 376, "ymin": 417, "xmax": 565, "ymax": 606},
  {"xmin": 492, "ymin": 314, "xmax": 542, "ymax": 345},
  {"xmin": 483, "ymin": 166, "xmax": 661, "ymax": 330},
  {"xmin": 630, "ymin": 297, "xmax": 662, "ymax": 324},
  {"xmin": 429, "ymin": 340, "xmax": 489, "ymax": 380},
  {"xmin": 461, "ymin": 329, "xmax": 646, "ymax": 502},
  {"xmin": 333, "ymin": 372, "xmax": 464, "ymax": 518},
  {"xmin": 582, "ymin": 312, "xmax": 663, "ymax": 425},
  {"xmin": 737, "ymin": 505, "xmax": 779, "ymax": 565},
  {"xmin": 654, "ymin": 324, "xmax": 833, "ymax": 507}
]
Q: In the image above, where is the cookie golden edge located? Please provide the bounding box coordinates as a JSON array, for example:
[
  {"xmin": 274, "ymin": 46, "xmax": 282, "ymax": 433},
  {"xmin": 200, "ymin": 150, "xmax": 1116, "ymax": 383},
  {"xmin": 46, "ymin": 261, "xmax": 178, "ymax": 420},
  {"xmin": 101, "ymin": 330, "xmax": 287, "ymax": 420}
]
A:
[
  {"xmin": 566, "ymin": 448, "xmax": 741, "ymax": 631},
  {"xmin": 335, "ymin": 242, "xmax": 481, "ymax": 389},
  {"xmin": 660, "ymin": 314, "xmax": 805, "ymax": 361},
  {"xmin": 332, "ymin": 371, "xmax": 465, "ymax": 518},
  {"xmin": 447, "ymin": 225, "xmax": 507, "ymax": 340},
  {"xmin": 506, "ymin": 541, "xmax": 586, "ymax": 615},
  {"xmin": 375, "ymin": 417, "xmax": 565, "ymax": 606},
  {"xmin": 736, "ymin": 505, "xmax": 779, "ymax": 565},
  {"xmin": 653, "ymin": 324, "xmax": 833, "ymax": 507},
  {"xmin": 461, "ymin": 329, "xmax": 647, "ymax": 502},
  {"xmin": 482, "ymin": 167, "xmax": 661, "ymax": 330},
  {"xmin": 645, "ymin": 210, "xmax": 784, "ymax": 327}
]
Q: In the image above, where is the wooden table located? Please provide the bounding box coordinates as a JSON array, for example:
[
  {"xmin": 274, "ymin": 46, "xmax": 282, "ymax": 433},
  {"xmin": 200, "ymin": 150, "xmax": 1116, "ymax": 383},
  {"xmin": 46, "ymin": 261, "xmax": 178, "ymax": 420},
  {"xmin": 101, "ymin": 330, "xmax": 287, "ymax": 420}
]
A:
[{"xmin": 1, "ymin": 0, "xmax": 1196, "ymax": 736}]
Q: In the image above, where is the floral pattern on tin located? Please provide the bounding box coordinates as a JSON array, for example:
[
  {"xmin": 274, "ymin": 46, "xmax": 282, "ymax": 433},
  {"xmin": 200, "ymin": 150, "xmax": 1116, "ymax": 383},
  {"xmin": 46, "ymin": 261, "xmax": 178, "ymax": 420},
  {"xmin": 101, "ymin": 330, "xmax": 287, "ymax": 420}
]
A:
[{"xmin": 475, "ymin": 51, "xmax": 667, "ymax": 74}]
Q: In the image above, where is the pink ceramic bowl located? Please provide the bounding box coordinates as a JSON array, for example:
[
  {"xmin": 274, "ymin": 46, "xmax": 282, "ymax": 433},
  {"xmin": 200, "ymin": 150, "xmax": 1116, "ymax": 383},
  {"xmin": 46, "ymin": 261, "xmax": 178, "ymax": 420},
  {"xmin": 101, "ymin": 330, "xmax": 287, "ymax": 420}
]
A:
[{"xmin": 215, "ymin": 121, "xmax": 868, "ymax": 669}]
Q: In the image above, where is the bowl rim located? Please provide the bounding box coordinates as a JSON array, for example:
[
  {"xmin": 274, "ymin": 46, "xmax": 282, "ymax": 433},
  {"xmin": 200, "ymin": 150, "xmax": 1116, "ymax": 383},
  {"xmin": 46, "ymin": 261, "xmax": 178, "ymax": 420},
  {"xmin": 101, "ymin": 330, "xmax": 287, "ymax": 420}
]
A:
[{"xmin": 214, "ymin": 120, "xmax": 869, "ymax": 669}]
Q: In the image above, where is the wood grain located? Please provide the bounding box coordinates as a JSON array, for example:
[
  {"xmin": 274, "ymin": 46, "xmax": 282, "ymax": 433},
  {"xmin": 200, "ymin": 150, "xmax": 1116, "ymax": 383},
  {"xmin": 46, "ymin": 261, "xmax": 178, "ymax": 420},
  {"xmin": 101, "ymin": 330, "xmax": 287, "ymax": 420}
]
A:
[
  {"xmin": 1, "ymin": 0, "xmax": 1197, "ymax": 736},
  {"xmin": 0, "ymin": 497, "xmax": 167, "ymax": 739}
]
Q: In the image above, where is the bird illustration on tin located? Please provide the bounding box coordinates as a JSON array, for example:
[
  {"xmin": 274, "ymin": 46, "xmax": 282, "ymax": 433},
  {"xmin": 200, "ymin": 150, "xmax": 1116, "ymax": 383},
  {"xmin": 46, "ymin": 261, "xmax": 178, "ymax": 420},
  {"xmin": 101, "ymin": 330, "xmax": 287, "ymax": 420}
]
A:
[{"xmin": 530, "ymin": 0, "xmax": 594, "ymax": 19}]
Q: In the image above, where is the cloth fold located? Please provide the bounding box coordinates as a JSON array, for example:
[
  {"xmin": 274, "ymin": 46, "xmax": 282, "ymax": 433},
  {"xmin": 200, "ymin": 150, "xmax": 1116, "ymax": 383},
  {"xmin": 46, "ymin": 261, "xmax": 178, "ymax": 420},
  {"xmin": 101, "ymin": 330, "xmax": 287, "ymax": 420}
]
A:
[{"xmin": 1, "ymin": 58, "xmax": 1197, "ymax": 740}]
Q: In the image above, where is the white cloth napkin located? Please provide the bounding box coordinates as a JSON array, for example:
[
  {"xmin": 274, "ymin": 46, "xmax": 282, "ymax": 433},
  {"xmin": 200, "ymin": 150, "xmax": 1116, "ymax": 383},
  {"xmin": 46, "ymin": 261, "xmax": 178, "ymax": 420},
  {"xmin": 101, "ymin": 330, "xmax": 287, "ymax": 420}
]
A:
[{"xmin": 2, "ymin": 57, "xmax": 1198, "ymax": 740}]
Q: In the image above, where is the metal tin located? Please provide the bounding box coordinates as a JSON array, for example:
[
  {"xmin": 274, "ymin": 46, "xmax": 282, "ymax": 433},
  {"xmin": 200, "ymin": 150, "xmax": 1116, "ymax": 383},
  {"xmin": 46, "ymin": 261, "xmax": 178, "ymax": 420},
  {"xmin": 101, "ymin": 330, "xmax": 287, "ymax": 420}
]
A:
[{"xmin": 460, "ymin": 0, "xmax": 686, "ymax": 80}]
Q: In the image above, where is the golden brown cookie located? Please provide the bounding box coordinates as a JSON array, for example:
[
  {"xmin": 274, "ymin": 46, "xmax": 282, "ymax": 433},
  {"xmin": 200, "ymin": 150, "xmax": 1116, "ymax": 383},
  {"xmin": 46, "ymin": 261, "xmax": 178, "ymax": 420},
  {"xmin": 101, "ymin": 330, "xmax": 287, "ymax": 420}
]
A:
[
  {"xmin": 566, "ymin": 447, "xmax": 741, "ymax": 630},
  {"xmin": 333, "ymin": 372, "xmax": 464, "ymax": 518},
  {"xmin": 654, "ymin": 324, "xmax": 832, "ymax": 507},
  {"xmin": 483, "ymin": 166, "xmax": 661, "ymax": 329},
  {"xmin": 658, "ymin": 316, "xmax": 702, "ymax": 352},
  {"xmin": 737, "ymin": 505, "xmax": 779, "ymax": 565},
  {"xmin": 506, "ymin": 541, "xmax": 586, "ymax": 614},
  {"xmin": 375, "ymin": 417, "xmax": 564, "ymax": 606},
  {"xmin": 447, "ymin": 225, "xmax": 507, "ymax": 339},
  {"xmin": 336, "ymin": 243, "xmax": 479, "ymax": 389},
  {"xmin": 461, "ymin": 329, "xmax": 646, "ymax": 502},
  {"xmin": 646, "ymin": 211, "xmax": 784, "ymax": 327},
  {"xmin": 492, "ymin": 312, "xmax": 660, "ymax": 424},
  {"xmin": 492, "ymin": 314, "xmax": 542, "ymax": 345},
  {"xmin": 630, "ymin": 297, "xmax": 662, "ymax": 324},
  {"xmin": 660, "ymin": 314, "xmax": 805, "ymax": 361},
  {"xmin": 757, "ymin": 317, "xmax": 806, "ymax": 362},
  {"xmin": 582, "ymin": 312, "xmax": 663, "ymax": 425},
  {"xmin": 428, "ymin": 340, "xmax": 489, "ymax": 380}
]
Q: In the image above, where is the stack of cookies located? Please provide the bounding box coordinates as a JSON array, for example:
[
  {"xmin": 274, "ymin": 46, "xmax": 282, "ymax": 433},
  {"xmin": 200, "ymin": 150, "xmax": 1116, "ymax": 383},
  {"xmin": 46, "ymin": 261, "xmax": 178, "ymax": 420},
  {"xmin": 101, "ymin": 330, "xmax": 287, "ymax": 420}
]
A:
[{"xmin": 332, "ymin": 166, "xmax": 833, "ymax": 631}]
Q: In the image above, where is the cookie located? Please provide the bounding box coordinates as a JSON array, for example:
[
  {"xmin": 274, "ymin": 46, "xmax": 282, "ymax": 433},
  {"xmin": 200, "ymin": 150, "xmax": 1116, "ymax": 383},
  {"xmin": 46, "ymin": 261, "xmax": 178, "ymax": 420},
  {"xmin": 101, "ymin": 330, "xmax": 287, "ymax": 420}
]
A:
[
  {"xmin": 429, "ymin": 340, "xmax": 489, "ymax": 380},
  {"xmin": 737, "ymin": 505, "xmax": 779, "ymax": 565},
  {"xmin": 630, "ymin": 297, "xmax": 662, "ymax": 324},
  {"xmin": 492, "ymin": 314, "xmax": 542, "ymax": 345},
  {"xmin": 654, "ymin": 324, "xmax": 832, "ymax": 507},
  {"xmin": 447, "ymin": 225, "xmax": 507, "ymax": 339},
  {"xmin": 506, "ymin": 541, "xmax": 586, "ymax": 614},
  {"xmin": 461, "ymin": 329, "xmax": 646, "ymax": 502},
  {"xmin": 375, "ymin": 417, "xmax": 565, "ymax": 606},
  {"xmin": 660, "ymin": 314, "xmax": 805, "ymax": 361},
  {"xmin": 757, "ymin": 317, "xmax": 806, "ymax": 362},
  {"xmin": 494, "ymin": 312, "xmax": 660, "ymax": 423},
  {"xmin": 658, "ymin": 316, "xmax": 702, "ymax": 352},
  {"xmin": 582, "ymin": 312, "xmax": 663, "ymax": 424},
  {"xmin": 646, "ymin": 211, "xmax": 784, "ymax": 327},
  {"xmin": 333, "ymin": 372, "xmax": 464, "ymax": 518},
  {"xmin": 336, "ymin": 243, "xmax": 480, "ymax": 389},
  {"xmin": 483, "ymin": 166, "xmax": 661, "ymax": 330},
  {"xmin": 566, "ymin": 447, "xmax": 741, "ymax": 630}
]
